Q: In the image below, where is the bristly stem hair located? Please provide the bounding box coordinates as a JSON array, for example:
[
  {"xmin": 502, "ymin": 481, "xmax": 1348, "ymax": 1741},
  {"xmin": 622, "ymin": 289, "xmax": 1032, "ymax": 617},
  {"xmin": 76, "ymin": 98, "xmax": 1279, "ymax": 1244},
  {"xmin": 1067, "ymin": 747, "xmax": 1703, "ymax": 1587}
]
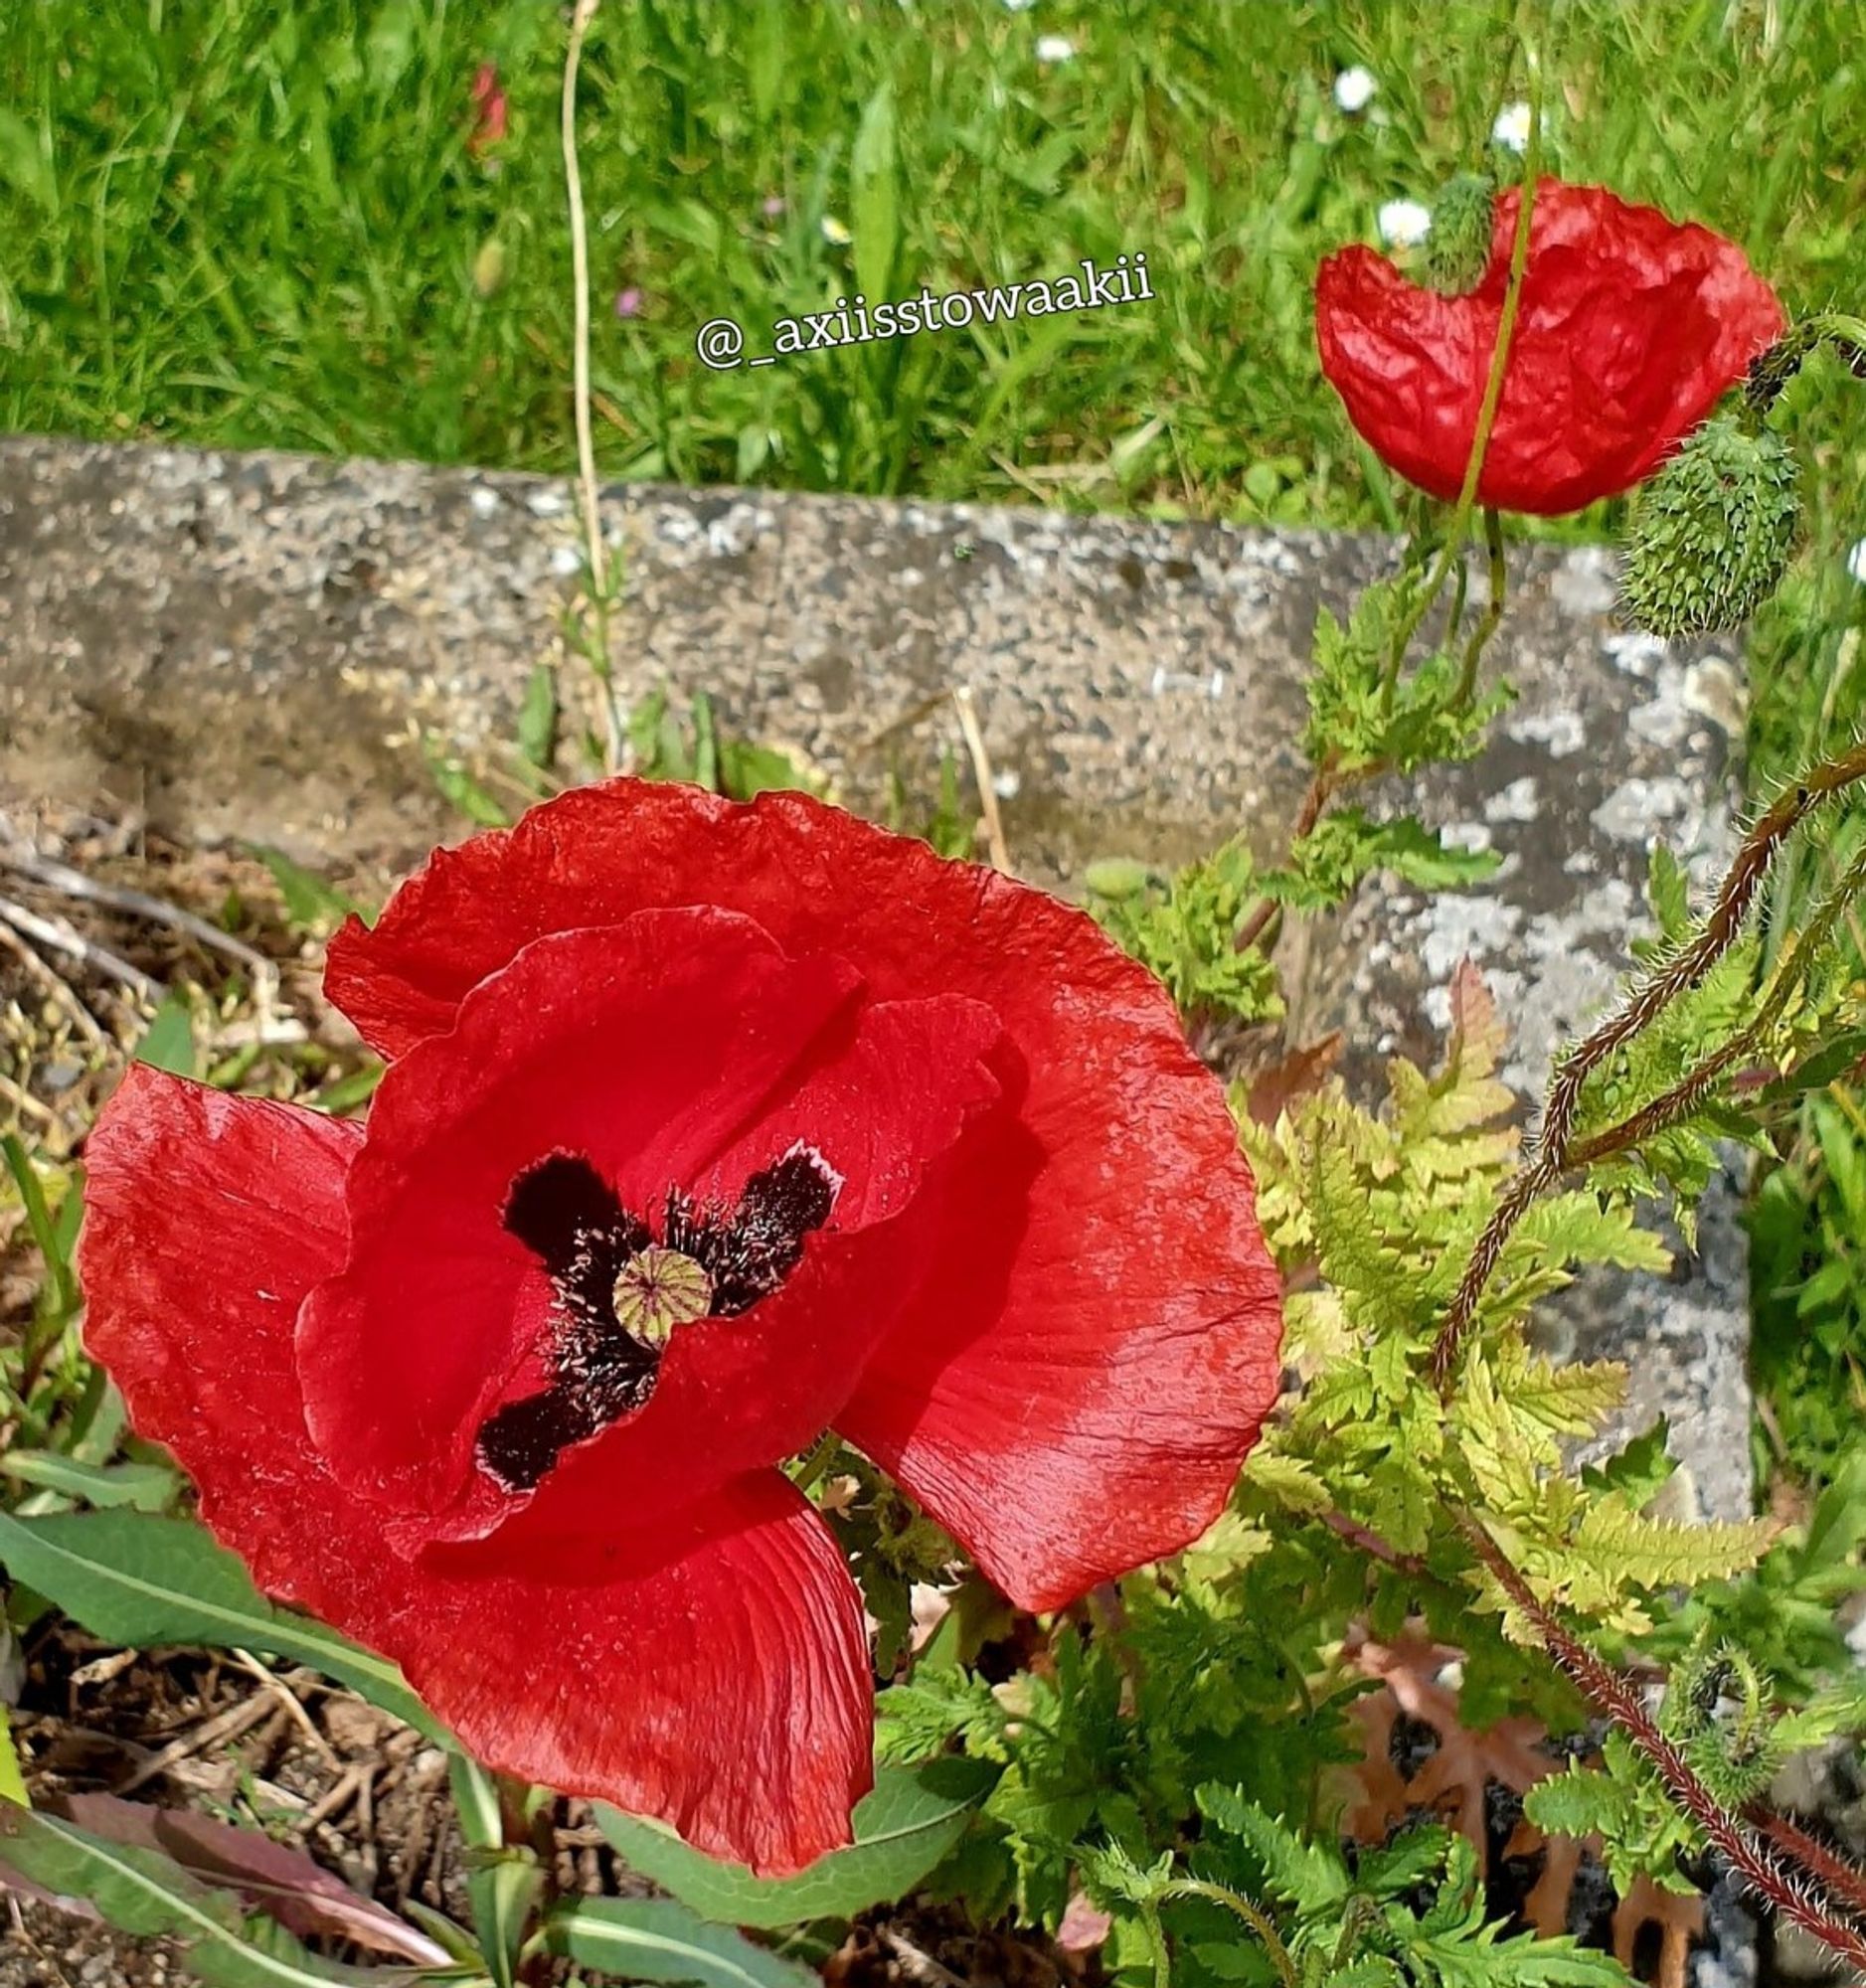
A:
[
  {"xmin": 1430, "ymin": 736, "xmax": 1866, "ymax": 1391},
  {"xmin": 1459, "ymin": 1515, "xmax": 1866, "ymax": 1970}
]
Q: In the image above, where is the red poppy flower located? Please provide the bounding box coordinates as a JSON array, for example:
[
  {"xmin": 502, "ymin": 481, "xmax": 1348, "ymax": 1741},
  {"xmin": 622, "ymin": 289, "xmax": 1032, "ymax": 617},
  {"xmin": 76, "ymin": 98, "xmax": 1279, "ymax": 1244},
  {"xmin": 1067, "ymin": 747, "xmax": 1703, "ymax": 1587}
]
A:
[
  {"xmin": 467, "ymin": 63, "xmax": 508, "ymax": 159},
  {"xmin": 79, "ymin": 781, "xmax": 1282, "ymax": 1875},
  {"xmin": 1315, "ymin": 178, "xmax": 1785, "ymax": 515}
]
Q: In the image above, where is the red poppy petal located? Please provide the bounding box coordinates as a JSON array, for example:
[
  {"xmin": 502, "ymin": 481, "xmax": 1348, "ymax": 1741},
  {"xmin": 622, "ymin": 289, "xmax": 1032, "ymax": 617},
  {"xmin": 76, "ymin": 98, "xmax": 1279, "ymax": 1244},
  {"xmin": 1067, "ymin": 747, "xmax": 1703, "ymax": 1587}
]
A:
[
  {"xmin": 307, "ymin": 905, "xmax": 1004, "ymax": 1536},
  {"xmin": 78, "ymin": 1068, "xmax": 362, "ymax": 1571},
  {"xmin": 299, "ymin": 908, "xmax": 864, "ymax": 1514},
  {"xmin": 394, "ymin": 1473, "xmax": 873, "ymax": 1874},
  {"xmin": 78, "ymin": 1073, "xmax": 872, "ymax": 1874},
  {"xmin": 832, "ymin": 1015, "xmax": 1284, "ymax": 1613},
  {"xmin": 1316, "ymin": 179, "xmax": 1783, "ymax": 516}
]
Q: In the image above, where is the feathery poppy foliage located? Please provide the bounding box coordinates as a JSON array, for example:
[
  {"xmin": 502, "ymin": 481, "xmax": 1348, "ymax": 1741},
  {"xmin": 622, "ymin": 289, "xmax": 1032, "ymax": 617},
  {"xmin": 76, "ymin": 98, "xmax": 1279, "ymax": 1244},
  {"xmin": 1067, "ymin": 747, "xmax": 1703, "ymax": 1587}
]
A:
[
  {"xmin": 77, "ymin": 780, "xmax": 1284, "ymax": 1875},
  {"xmin": 1314, "ymin": 178, "xmax": 1785, "ymax": 516}
]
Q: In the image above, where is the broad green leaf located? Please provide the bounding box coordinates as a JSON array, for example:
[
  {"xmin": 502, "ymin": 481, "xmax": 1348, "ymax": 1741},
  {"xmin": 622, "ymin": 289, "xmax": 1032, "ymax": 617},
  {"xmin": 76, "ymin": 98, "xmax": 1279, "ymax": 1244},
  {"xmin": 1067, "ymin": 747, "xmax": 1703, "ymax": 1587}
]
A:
[
  {"xmin": 0, "ymin": 1512, "xmax": 440, "ymax": 1740},
  {"xmin": 0, "ymin": 1808, "xmax": 385, "ymax": 1987},
  {"xmin": 134, "ymin": 995, "xmax": 198, "ymax": 1077},
  {"xmin": 598, "ymin": 1759, "xmax": 994, "ymax": 1928},
  {"xmin": 1, "ymin": 1451, "xmax": 179, "ymax": 1512},
  {"xmin": 540, "ymin": 1897, "xmax": 816, "ymax": 1988},
  {"xmin": 849, "ymin": 82, "xmax": 899, "ymax": 311},
  {"xmin": 53, "ymin": 1792, "xmax": 451, "ymax": 1964}
]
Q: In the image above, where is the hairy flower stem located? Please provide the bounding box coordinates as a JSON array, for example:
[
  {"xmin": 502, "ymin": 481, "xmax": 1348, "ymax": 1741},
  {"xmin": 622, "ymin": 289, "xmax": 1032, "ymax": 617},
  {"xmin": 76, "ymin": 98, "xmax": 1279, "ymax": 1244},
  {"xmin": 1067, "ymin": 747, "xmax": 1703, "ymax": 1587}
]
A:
[
  {"xmin": 1751, "ymin": 1806, "xmax": 1866, "ymax": 1926},
  {"xmin": 1430, "ymin": 737, "xmax": 1866, "ymax": 1392},
  {"xmin": 1380, "ymin": 52, "xmax": 1542, "ymax": 712},
  {"xmin": 561, "ymin": 0, "xmax": 626, "ymax": 771},
  {"xmin": 1570, "ymin": 841, "xmax": 1866, "ymax": 1170},
  {"xmin": 1458, "ymin": 1517, "xmax": 1866, "ymax": 1969},
  {"xmin": 1453, "ymin": 508, "xmax": 1507, "ymax": 706},
  {"xmin": 1156, "ymin": 1879, "xmax": 1300, "ymax": 1988}
]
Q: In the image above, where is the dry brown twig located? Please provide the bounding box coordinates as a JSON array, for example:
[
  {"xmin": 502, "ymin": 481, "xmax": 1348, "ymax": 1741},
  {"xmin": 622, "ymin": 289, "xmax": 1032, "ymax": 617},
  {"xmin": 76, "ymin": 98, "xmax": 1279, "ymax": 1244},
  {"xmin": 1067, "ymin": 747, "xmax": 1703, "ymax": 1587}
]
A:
[{"xmin": 952, "ymin": 686, "xmax": 1013, "ymax": 874}]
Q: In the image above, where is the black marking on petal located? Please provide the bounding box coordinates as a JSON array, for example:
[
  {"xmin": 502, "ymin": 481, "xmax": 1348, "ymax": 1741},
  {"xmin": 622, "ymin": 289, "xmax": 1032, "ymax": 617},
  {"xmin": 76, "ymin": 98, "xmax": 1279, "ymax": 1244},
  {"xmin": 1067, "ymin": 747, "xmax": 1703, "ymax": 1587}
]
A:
[
  {"xmin": 476, "ymin": 1383, "xmax": 606, "ymax": 1491},
  {"xmin": 505, "ymin": 1153, "xmax": 650, "ymax": 1347},
  {"xmin": 666, "ymin": 1146, "xmax": 840, "ymax": 1317},
  {"xmin": 503, "ymin": 1154, "xmax": 646, "ymax": 1275},
  {"xmin": 475, "ymin": 1355, "xmax": 657, "ymax": 1492}
]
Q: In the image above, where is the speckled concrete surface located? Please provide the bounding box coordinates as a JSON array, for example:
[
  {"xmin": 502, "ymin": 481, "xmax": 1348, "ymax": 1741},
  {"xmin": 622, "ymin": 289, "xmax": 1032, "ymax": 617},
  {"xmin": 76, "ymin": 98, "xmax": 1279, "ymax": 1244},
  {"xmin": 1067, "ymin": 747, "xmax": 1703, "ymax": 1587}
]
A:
[{"xmin": 0, "ymin": 435, "xmax": 1753, "ymax": 1518}]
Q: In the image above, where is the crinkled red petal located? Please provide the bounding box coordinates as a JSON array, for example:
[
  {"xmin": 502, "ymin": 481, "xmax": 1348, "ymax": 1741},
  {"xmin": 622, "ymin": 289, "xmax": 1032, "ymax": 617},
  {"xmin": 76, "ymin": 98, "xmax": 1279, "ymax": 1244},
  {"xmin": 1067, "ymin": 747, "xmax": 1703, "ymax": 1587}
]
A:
[
  {"xmin": 77, "ymin": 1067, "xmax": 872, "ymax": 1875},
  {"xmin": 831, "ymin": 1019, "xmax": 1283, "ymax": 1612},
  {"xmin": 1315, "ymin": 178, "xmax": 1785, "ymax": 514},
  {"xmin": 299, "ymin": 907, "xmax": 859, "ymax": 1516}
]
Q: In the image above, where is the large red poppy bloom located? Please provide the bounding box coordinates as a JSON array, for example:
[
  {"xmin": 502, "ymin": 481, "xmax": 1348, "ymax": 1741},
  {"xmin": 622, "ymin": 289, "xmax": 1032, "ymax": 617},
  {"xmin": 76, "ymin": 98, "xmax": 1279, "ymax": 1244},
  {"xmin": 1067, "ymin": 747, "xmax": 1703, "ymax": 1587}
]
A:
[
  {"xmin": 79, "ymin": 781, "xmax": 1282, "ymax": 1875},
  {"xmin": 1315, "ymin": 178, "xmax": 1784, "ymax": 515}
]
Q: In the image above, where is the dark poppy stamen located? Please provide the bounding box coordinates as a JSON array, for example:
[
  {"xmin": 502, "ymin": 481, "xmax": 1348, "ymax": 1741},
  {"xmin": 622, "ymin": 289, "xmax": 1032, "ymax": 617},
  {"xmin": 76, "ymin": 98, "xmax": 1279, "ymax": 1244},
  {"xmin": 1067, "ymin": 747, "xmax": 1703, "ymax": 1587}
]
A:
[
  {"xmin": 476, "ymin": 1145, "xmax": 839, "ymax": 1490},
  {"xmin": 665, "ymin": 1147, "xmax": 840, "ymax": 1316}
]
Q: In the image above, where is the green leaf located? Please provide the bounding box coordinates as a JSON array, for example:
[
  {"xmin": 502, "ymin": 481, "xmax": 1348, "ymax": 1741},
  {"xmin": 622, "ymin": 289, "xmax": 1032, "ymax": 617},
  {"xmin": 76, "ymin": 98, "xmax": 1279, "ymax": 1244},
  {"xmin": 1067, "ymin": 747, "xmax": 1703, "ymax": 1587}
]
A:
[
  {"xmin": 0, "ymin": 1512, "xmax": 440, "ymax": 1740},
  {"xmin": 849, "ymin": 81, "xmax": 900, "ymax": 312},
  {"xmin": 598, "ymin": 1759, "xmax": 994, "ymax": 1929},
  {"xmin": 0, "ymin": 107, "xmax": 57, "ymax": 218},
  {"xmin": 0, "ymin": 1709, "xmax": 25, "ymax": 1808},
  {"xmin": 1, "ymin": 1451, "xmax": 179, "ymax": 1512},
  {"xmin": 469, "ymin": 1855, "xmax": 540, "ymax": 1988},
  {"xmin": 2, "ymin": 1134, "xmax": 78, "ymax": 1318},
  {"xmin": 424, "ymin": 743, "xmax": 509, "ymax": 827},
  {"xmin": 134, "ymin": 996, "xmax": 197, "ymax": 1078},
  {"xmin": 719, "ymin": 741, "xmax": 810, "ymax": 801},
  {"xmin": 0, "ymin": 1807, "xmax": 385, "ymax": 1986},
  {"xmin": 248, "ymin": 845, "xmax": 364, "ymax": 932},
  {"xmin": 1194, "ymin": 1786, "xmax": 1347, "ymax": 1909},
  {"xmin": 515, "ymin": 664, "xmax": 559, "ymax": 771},
  {"xmin": 540, "ymin": 1897, "xmax": 818, "ymax": 1988},
  {"xmin": 448, "ymin": 1751, "xmax": 533, "ymax": 1988},
  {"xmin": 1646, "ymin": 843, "xmax": 1692, "ymax": 944}
]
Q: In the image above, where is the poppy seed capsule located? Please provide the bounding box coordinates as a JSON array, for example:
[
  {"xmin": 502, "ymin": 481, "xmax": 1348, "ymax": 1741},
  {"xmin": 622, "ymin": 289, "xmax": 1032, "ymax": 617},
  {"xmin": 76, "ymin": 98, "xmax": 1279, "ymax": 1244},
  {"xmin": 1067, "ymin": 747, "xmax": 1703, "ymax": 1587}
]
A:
[
  {"xmin": 1620, "ymin": 416, "xmax": 1800, "ymax": 638},
  {"xmin": 613, "ymin": 1245, "xmax": 714, "ymax": 1342},
  {"xmin": 1423, "ymin": 173, "xmax": 1496, "ymax": 296}
]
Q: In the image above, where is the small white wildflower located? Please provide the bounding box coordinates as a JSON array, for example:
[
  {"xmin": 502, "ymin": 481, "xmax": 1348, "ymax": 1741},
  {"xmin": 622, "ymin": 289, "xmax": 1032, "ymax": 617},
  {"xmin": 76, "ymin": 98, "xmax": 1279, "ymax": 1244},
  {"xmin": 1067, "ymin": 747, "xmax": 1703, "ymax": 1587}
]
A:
[
  {"xmin": 1491, "ymin": 100, "xmax": 1532, "ymax": 153},
  {"xmin": 1035, "ymin": 34, "xmax": 1075, "ymax": 63},
  {"xmin": 1333, "ymin": 65, "xmax": 1377, "ymax": 113},
  {"xmin": 1001, "ymin": 0, "xmax": 1038, "ymax": 10},
  {"xmin": 1376, "ymin": 198, "xmax": 1433, "ymax": 249},
  {"xmin": 820, "ymin": 214, "xmax": 852, "ymax": 247},
  {"xmin": 1847, "ymin": 538, "xmax": 1866, "ymax": 584}
]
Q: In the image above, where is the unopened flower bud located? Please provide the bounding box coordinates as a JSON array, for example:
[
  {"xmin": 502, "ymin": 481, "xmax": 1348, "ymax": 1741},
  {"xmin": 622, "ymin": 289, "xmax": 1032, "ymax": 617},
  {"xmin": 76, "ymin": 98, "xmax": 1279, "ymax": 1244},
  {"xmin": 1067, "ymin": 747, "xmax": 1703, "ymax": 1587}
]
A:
[
  {"xmin": 1620, "ymin": 416, "xmax": 1800, "ymax": 637},
  {"xmin": 1423, "ymin": 173, "xmax": 1496, "ymax": 295}
]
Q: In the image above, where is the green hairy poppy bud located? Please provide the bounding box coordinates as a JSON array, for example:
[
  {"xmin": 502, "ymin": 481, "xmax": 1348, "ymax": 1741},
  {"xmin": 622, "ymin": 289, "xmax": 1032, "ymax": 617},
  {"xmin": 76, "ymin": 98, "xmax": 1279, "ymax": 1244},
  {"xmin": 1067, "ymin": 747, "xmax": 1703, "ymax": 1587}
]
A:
[
  {"xmin": 1620, "ymin": 416, "xmax": 1801, "ymax": 638},
  {"xmin": 1422, "ymin": 172, "xmax": 1496, "ymax": 295}
]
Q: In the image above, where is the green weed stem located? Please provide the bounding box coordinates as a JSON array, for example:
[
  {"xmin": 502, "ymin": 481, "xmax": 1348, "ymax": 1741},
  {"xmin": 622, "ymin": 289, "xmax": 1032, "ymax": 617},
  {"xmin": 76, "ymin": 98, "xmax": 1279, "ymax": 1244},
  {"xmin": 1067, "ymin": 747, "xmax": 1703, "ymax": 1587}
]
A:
[
  {"xmin": 562, "ymin": 0, "xmax": 626, "ymax": 771},
  {"xmin": 1380, "ymin": 48, "xmax": 1542, "ymax": 711}
]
